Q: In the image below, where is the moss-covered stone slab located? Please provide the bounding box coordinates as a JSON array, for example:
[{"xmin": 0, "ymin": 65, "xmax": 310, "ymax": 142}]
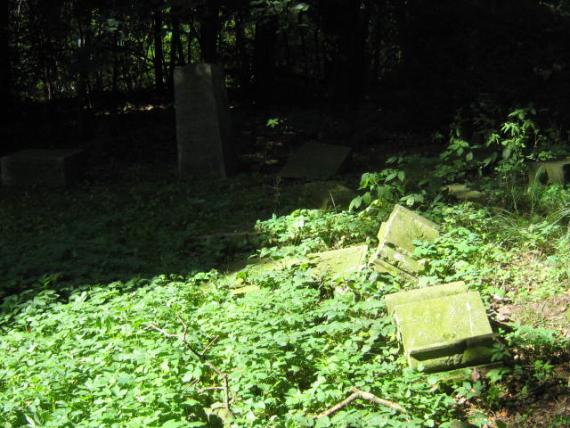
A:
[
  {"xmin": 372, "ymin": 243, "xmax": 424, "ymax": 277},
  {"xmin": 385, "ymin": 282, "xmax": 467, "ymax": 315},
  {"xmin": 387, "ymin": 286, "xmax": 494, "ymax": 372},
  {"xmin": 528, "ymin": 158, "xmax": 570, "ymax": 186},
  {"xmin": 309, "ymin": 245, "xmax": 368, "ymax": 277},
  {"xmin": 377, "ymin": 205, "xmax": 439, "ymax": 255},
  {"xmin": 242, "ymin": 245, "xmax": 368, "ymax": 279},
  {"xmin": 280, "ymin": 142, "xmax": 351, "ymax": 179}
]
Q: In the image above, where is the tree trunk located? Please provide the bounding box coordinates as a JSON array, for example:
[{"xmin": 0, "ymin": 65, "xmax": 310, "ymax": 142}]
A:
[
  {"xmin": 253, "ymin": 16, "xmax": 278, "ymax": 104},
  {"xmin": 0, "ymin": 0, "xmax": 10, "ymax": 109},
  {"xmin": 235, "ymin": 10, "xmax": 250, "ymax": 94},
  {"xmin": 200, "ymin": 0, "xmax": 220, "ymax": 63},
  {"xmin": 153, "ymin": 8, "xmax": 165, "ymax": 91}
]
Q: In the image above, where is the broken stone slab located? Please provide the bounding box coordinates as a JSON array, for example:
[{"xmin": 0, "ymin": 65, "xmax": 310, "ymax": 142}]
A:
[
  {"xmin": 377, "ymin": 204, "xmax": 439, "ymax": 255},
  {"xmin": 371, "ymin": 243, "xmax": 424, "ymax": 278},
  {"xmin": 386, "ymin": 284, "xmax": 494, "ymax": 372},
  {"xmin": 444, "ymin": 183, "xmax": 484, "ymax": 202},
  {"xmin": 280, "ymin": 142, "xmax": 351, "ymax": 179},
  {"xmin": 241, "ymin": 245, "xmax": 368, "ymax": 279},
  {"xmin": 309, "ymin": 245, "xmax": 368, "ymax": 277},
  {"xmin": 1, "ymin": 149, "xmax": 85, "ymax": 187},
  {"xmin": 174, "ymin": 63, "xmax": 235, "ymax": 179},
  {"xmin": 385, "ymin": 281, "xmax": 467, "ymax": 315},
  {"xmin": 528, "ymin": 158, "xmax": 570, "ymax": 186}
]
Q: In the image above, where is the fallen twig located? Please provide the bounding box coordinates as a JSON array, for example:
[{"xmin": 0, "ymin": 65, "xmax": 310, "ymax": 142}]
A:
[{"xmin": 317, "ymin": 387, "xmax": 406, "ymax": 419}]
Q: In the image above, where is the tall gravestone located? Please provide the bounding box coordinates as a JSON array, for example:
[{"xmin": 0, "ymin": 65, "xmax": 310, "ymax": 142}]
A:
[{"xmin": 174, "ymin": 63, "xmax": 234, "ymax": 179}]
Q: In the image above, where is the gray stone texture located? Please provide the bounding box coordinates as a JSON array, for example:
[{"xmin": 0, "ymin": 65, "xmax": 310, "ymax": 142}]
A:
[
  {"xmin": 1, "ymin": 149, "xmax": 84, "ymax": 187},
  {"xmin": 174, "ymin": 63, "xmax": 234, "ymax": 179},
  {"xmin": 280, "ymin": 142, "xmax": 351, "ymax": 179}
]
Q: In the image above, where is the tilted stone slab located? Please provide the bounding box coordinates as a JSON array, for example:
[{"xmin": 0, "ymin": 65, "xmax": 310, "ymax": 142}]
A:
[
  {"xmin": 174, "ymin": 63, "xmax": 234, "ymax": 179},
  {"xmin": 528, "ymin": 158, "xmax": 570, "ymax": 186},
  {"xmin": 280, "ymin": 142, "xmax": 351, "ymax": 179},
  {"xmin": 371, "ymin": 243, "xmax": 424, "ymax": 278},
  {"xmin": 377, "ymin": 204, "xmax": 439, "ymax": 255},
  {"xmin": 387, "ymin": 286, "xmax": 494, "ymax": 372},
  {"xmin": 385, "ymin": 282, "xmax": 467, "ymax": 315},
  {"xmin": 1, "ymin": 149, "xmax": 84, "ymax": 187}
]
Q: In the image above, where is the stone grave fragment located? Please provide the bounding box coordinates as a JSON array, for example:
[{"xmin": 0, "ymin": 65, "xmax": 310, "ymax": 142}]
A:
[
  {"xmin": 1, "ymin": 149, "xmax": 84, "ymax": 187},
  {"xmin": 444, "ymin": 183, "xmax": 484, "ymax": 202},
  {"xmin": 371, "ymin": 204, "xmax": 439, "ymax": 279},
  {"xmin": 528, "ymin": 158, "xmax": 570, "ymax": 186},
  {"xmin": 300, "ymin": 181, "xmax": 356, "ymax": 210},
  {"xmin": 280, "ymin": 142, "xmax": 351, "ymax": 179},
  {"xmin": 385, "ymin": 282, "xmax": 495, "ymax": 372},
  {"xmin": 230, "ymin": 245, "xmax": 368, "ymax": 295},
  {"xmin": 174, "ymin": 63, "xmax": 234, "ymax": 179}
]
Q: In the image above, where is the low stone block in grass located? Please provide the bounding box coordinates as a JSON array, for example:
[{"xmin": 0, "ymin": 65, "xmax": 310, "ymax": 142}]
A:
[
  {"xmin": 1, "ymin": 149, "xmax": 85, "ymax": 187},
  {"xmin": 386, "ymin": 283, "xmax": 495, "ymax": 372}
]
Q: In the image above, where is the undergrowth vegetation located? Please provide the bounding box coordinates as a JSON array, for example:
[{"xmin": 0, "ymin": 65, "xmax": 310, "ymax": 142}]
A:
[{"xmin": 1, "ymin": 107, "xmax": 569, "ymax": 427}]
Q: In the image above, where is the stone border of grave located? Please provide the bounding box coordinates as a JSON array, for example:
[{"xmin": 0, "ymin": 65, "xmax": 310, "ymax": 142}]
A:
[{"xmin": 1, "ymin": 148, "xmax": 85, "ymax": 188}]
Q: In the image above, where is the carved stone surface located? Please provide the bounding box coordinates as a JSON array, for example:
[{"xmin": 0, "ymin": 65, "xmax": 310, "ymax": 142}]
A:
[
  {"xmin": 174, "ymin": 63, "xmax": 234, "ymax": 179},
  {"xmin": 1, "ymin": 149, "xmax": 84, "ymax": 187}
]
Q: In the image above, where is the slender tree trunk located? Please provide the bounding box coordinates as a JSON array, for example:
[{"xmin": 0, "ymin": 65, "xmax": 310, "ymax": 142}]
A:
[
  {"xmin": 235, "ymin": 10, "xmax": 250, "ymax": 93},
  {"xmin": 0, "ymin": 0, "xmax": 10, "ymax": 110},
  {"xmin": 253, "ymin": 16, "xmax": 278, "ymax": 104},
  {"xmin": 153, "ymin": 8, "xmax": 165, "ymax": 91}
]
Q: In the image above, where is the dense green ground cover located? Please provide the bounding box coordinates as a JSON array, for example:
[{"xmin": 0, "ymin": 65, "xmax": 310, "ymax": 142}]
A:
[{"xmin": 1, "ymin": 162, "xmax": 569, "ymax": 427}]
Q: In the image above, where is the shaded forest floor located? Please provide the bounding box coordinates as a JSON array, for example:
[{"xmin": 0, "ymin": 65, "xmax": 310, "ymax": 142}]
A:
[{"xmin": 1, "ymin": 106, "xmax": 569, "ymax": 427}]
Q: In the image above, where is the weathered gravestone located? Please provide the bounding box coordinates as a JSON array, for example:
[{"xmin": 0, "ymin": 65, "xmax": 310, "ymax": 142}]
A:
[
  {"xmin": 385, "ymin": 282, "xmax": 495, "ymax": 372},
  {"xmin": 230, "ymin": 245, "xmax": 368, "ymax": 295},
  {"xmin": 174, "ymin": 63, "xmax": 234, "ymax": 179},
  {"xmin": 528, "ymin": 158, "xmax": 570, "ymax": 186},
  {"xmin": 280, "ymin": 142, "xmax": 351, "ymax": 179},
  {"xmin": 371, "ymin": 205, "xmax": 439, "ymax": 279},
  {"xmin": 1, "ymin": 149, "xmax": 84, "ymax": 187}
]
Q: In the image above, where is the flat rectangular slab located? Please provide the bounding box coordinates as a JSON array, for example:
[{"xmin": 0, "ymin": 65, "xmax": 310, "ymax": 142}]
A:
[
  {"xmin": 385, "ymin": 282, "xmax": 467, "ymax": 315},
  {"xmin": 389, "ymin": 289, "xmax": 494, "ymax": 371},
  {"xmin": 309, "ymin": 245, "xmax": 368, "ymax": 277},
  {"xmin": 280, "ymin": 142, "xmax": 351, "ymax": 179},
  {"xmin": 1, "ymin": 149, "xmax": 84, "ymax": 187},
  {"xmin": 378, "ymin": 204, "xmax": 439, "ymax": 254},
  {"xmin": 174, "ymin": 63, "xmax": 234, "ymax": 178},
  {"xmin": 242, "ymin": 245, "xmax": 368, "ymax": 279}
]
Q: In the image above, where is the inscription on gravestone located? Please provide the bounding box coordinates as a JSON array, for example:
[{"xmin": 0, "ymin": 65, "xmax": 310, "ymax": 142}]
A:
[{"xmin": 174, "ymin": 63, "xmax": 234, "ymax": 179}]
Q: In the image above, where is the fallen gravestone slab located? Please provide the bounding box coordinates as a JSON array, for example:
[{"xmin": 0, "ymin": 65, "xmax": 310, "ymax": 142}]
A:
[
  {"xmin": 371, "ymin": 205, "xmax": 439, "ymax": 279},
  {"xmin": 1, "ymin": 149, "xmax": 84, "ymax": 187},
  {"xmin": 174, "ymin": 63, "xmax": 234, "ymax": 179},
  {"xmin": 246, "ymin": 245, "xmax": 368, "ymax": 278},
  {"xmin": 377, "ymin": 204, "xmax": 439, "ymax": 255},
  {"xmin": 386, "ymin": 283, "xmax": 494, "ymax": 372},
  {"xmin": 444, "ymin": 184, "xmax": 484, "ymax": 202},
  {"xmin": 528, "ymin": 158, "xmax": 570, "ymax": 186},
  {"xmin": 280, "ymin": 142, "xmax": 351, "ymax": 179}
]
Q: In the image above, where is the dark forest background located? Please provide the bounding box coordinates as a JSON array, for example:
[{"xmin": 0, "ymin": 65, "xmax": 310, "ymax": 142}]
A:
[{"xmin": 2, "ymin": 0, "xmax": 570, "ymax": 159}]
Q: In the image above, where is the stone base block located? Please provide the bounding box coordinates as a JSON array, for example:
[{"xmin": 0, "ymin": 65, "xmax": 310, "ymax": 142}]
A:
[{"xmin": 1, "ymin": 149, "xmax": 84, "ymax": 188}]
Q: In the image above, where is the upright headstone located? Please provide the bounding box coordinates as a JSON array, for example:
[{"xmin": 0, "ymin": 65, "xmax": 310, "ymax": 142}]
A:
[
  {"xmin": 1, "ymin": 149, "xmax": 84, "ymax": 187},
  {"xmin": 174, "ymin": 63, "xmax": 234, "ymax": 179}
]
